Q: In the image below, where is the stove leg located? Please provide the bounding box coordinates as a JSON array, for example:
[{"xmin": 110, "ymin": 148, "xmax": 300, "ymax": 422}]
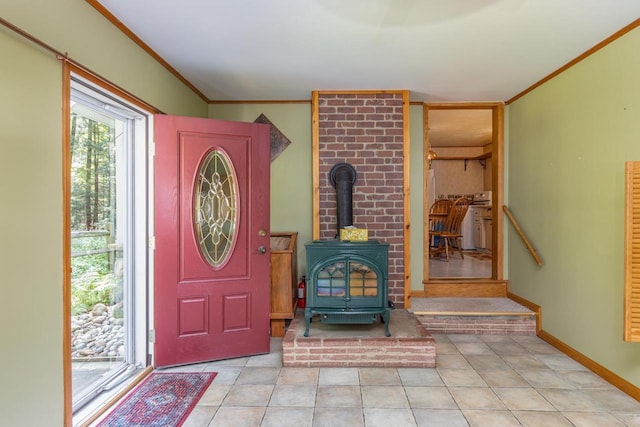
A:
[
  {"xmin": 381, "ymin": 310, "xmax": 391, "ymax": 337},
  {"xmin": 304, "ymin": 309, "xmax": 312, "ymax": 337}
]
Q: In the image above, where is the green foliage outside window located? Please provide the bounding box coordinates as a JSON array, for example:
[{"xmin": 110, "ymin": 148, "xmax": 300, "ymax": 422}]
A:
[
  {"xmin": 71, "ymin": 235, "xmax": 116, "ymax": 315},
  {"xmin": 70, "ymin": 113, "xmax": 119, "ymax": 315}
]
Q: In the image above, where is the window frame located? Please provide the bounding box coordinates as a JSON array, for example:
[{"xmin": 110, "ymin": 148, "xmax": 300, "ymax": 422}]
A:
[{"xmin": 64, "ymin": 66, "xmax": 155, "ymax": 423}]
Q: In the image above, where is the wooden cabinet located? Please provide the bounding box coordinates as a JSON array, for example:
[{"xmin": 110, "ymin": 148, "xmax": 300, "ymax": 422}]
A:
[{"xmin": 270, "ymin": 232, "xmax": 298, "ymax": 337}]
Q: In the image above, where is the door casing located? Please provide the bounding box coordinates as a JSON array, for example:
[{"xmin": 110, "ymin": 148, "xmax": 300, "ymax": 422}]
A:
[{"xmin": 422, "ymin": 103, "xmax": 504, "ymax": 284}]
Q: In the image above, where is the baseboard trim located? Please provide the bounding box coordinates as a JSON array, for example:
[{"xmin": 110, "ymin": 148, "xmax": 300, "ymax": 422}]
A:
[
  {"xmin": 507, "ymin": 291, "xmax": 542, "ymax": 334},
  {"xmin": 538, "ymin": 329, "xmax": 640, "ymax": 401},
  {"xmin": 508, "ymin": 292, "xmax": 640, "ymax": 402}
]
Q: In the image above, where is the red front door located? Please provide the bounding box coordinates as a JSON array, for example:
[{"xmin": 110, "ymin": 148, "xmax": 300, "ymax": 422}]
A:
[{"xmin": 154, "ymin": 115, "xmax": 270, "ymax": 367}]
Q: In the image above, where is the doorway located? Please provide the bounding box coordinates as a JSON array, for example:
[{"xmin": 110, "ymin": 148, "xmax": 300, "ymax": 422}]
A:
[
  {"xmin": 423, "ymin": 104, "xmax": 503, "ymax": 281},
  {"xmin": 67, "ymin": 75, "xmax": 150, "ymax": 416}
]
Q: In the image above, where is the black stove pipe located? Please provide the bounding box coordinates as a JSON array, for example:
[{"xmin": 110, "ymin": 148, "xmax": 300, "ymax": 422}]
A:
[{"xmin": 329, "ymin": 163, "xmax": 357, "ymax": 234}]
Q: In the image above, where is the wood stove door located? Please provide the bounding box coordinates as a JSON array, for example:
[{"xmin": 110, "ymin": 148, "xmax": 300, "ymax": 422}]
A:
[{"xmin": 312, "ymin": 256, "xmax": 384, "ymax": 309}]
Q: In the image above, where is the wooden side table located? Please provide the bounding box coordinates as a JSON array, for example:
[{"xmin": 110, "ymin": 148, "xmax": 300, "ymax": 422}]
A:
[{"xmin": 270, "ymin": 232, "xmax": 298, "ymax": 337}]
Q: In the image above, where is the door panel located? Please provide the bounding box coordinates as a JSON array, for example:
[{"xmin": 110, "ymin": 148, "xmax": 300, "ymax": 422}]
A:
[
  {"xmin": 154, "ymin": 115, "xmax": 270, "ymax": 367},
  {"xmin": 178, "ymin": 296, "xmax": 208, "ymax": 336},
  {"xmin": 223, "ymin": 294, "xmax": 251, "ymax": 331}
]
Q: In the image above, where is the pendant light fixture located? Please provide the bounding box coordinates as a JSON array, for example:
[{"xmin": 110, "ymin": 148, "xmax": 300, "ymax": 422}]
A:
[
  {"xmin": 427, "ymin": 129, "xmax": 437, "ymax": 161},
  {"xmin": 427, "ymin": 146, "xmax": 437, "ymax": 161}
]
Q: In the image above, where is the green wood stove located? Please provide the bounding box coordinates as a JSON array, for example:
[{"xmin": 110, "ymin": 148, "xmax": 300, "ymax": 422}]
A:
[{"xmin": 304, "ymin": 239, "xmax": 390, "ymax": 337}]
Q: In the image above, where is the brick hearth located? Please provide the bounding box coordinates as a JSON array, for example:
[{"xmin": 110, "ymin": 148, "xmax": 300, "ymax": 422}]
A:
[{"xmin": 282, "ymin": 309, "xmax": 435, "ymax": 368}]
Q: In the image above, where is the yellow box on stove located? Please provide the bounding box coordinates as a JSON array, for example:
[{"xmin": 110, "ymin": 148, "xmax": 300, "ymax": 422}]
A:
[{"xmin": 340, "ymin": 228, "xmax": 368, "ymax": 241}]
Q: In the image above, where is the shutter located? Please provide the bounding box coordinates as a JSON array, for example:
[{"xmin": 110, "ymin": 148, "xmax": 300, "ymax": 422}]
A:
[{"xmin": 624, "ymin": 161, "xmax": 640, "ymax": 341}]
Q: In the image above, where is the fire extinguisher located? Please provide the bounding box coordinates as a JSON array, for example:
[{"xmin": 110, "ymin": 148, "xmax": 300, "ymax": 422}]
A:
[{"xmin": 297, "ymin": 276, "xmax": 306, "ymax": 309}]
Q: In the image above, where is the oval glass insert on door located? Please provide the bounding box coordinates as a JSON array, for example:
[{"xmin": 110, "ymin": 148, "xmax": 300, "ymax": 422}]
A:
[{"xmin": 194, "ymin": 148, "xmax": 239, "ymax": 268}]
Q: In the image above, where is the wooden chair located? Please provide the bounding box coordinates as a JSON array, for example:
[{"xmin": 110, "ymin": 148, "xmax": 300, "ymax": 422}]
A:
[
  {"xmin": 428, "ymin": 199, "xmax": 452, "ymax": 249},
  {"xmin": 430, "ymin": 197, "xmax": 471, "ymax": 261}
]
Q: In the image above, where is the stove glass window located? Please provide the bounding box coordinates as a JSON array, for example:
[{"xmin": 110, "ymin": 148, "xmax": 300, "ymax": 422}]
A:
[
  {"xmin": 349, "ymin": 262, "xmax": 378, "ymax": 297},
  {"xmin": 316, "ymin": 262, "xmax": 346, "ymax": 296}
]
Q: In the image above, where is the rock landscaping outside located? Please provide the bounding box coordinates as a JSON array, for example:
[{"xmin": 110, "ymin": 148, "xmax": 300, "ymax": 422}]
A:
[{"xmin": 71, "ymin": 302, "xmax": 125, "ymax": 359}]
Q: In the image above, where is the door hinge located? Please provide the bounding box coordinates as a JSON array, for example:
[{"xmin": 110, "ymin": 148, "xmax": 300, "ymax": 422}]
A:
[
  {"xmin": 149, "ymin": 236, "xmax": 155, "ymax": 250},
  {"xmin": 150, "ymin": 141, "xmax": 155, "ymax": 157},
  {"xmin": 148, "ymin": 329, "xmax": 155, "ymax": 343}
]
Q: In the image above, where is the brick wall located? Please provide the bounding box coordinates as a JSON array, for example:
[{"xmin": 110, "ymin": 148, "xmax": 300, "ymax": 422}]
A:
[{"xmin": 317, "ymin": 92, "xmax": 406, "ymax": 305}]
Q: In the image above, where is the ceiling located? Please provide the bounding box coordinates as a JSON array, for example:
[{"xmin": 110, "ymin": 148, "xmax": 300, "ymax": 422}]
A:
[
  {"xmin": 92, "ymin": 1, "xmax": 639, "ymax": 148},
  {"xmin": 428, "ymin": 109, "xmax": 493, "ymax": 147},
  {"xmin": 94, "ymin": 1, "xmax": 640, "ymax": 104}
]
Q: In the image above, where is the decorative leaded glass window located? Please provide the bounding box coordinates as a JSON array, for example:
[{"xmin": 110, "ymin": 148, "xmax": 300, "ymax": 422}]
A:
[{"xmin": 194, "ymin": 149, "xmax": 238, "ymax": 268}]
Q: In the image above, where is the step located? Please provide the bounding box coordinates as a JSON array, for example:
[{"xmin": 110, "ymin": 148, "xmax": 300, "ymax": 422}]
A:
[
  {"xmin": 410, "ymin": 297, "xmax": 537, "ymax": 335},
  {"xmin": 422, "ymin": 279, "xmax": 508, "ymax": 297}
]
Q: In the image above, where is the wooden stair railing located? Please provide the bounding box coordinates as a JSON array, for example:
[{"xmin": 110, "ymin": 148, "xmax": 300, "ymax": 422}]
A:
[{"xmin": 503, "ymin": 205, "xmax": 543, "ymax": 267}]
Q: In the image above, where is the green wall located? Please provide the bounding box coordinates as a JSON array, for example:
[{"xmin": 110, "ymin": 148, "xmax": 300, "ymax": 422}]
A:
[
  {"xmin": 2, "ymin": 0, "xmax": 207, "ymax": 117},
  {"xmin": 7, "ymin": 0, "xmax": 640, "ymax": 421},
  {"xmin": 209, "ymin": 104, "xmax": 314, "ymax": 273},
  {"xmin": 409, "ymin": 105, "xmax": 425, "ymax": 291},
  {"xmin": 209, "ymin": 103, "xmax": 426, "ymax": 288},
  {"xmin": 0, "ymin": 1, "xmax": 207, "ymax": 425},
  {"xmin": 507, "ymin": 26, "xmax": 640, "ymax": 386},
  {"xmin": 1, "ymin": 27, "xmax": 64, "ymax": 424}
]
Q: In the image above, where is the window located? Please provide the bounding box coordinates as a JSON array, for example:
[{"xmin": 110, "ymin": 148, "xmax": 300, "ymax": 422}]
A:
[{"xmin": 69, "ymin": 76, "xmax": 151, "ymax": 415}]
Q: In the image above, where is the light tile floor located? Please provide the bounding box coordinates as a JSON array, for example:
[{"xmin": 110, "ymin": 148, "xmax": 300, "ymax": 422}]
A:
[{"xmin": 161, "ymin": 334, "xmax": 640, "ymax": 427}]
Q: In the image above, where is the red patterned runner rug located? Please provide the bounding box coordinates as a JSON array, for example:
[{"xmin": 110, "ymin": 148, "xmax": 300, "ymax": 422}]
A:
[{"xmin": 97, "ymin": 372, "xmax": 216, "ymax": 427}]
